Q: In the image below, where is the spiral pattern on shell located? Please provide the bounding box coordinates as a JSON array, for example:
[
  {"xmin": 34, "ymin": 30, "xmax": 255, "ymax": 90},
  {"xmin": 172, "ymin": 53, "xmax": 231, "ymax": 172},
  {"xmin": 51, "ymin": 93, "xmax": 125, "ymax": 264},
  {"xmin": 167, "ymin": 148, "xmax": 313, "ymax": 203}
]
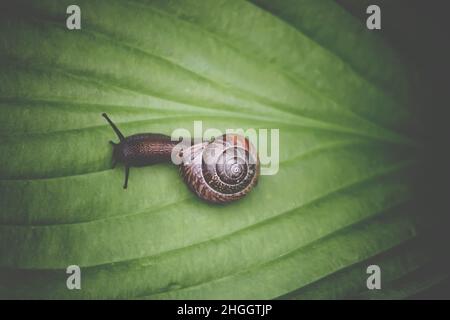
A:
[{"xmin": 180, "ymin": 134, "xmax": 259, "ymax": 204}]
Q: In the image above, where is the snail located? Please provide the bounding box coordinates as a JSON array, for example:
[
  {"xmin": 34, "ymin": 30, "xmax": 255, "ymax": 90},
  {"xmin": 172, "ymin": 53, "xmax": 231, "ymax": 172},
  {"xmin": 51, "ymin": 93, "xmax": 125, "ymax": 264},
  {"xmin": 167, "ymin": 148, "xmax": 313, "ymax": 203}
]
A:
[{"xmin": 102, "ymin": 113, "xmax": 259, "ymax": 204}]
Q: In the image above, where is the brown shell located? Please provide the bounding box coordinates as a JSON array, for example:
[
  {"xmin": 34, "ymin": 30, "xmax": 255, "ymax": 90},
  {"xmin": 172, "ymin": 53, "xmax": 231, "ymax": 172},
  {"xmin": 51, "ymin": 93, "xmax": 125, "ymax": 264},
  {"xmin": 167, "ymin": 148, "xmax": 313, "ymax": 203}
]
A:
[{"xmin": 179, "ymin": 134, "xmax": 259, "ymax": 204}]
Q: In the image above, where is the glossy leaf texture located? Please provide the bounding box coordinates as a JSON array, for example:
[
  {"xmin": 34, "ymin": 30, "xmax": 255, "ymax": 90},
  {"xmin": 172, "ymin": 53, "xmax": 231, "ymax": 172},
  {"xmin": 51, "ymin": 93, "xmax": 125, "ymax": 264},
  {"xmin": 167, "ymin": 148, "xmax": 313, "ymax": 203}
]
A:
[{"xmin": 0, "ymin": 0, "xmax": 440, "ymax": 299}]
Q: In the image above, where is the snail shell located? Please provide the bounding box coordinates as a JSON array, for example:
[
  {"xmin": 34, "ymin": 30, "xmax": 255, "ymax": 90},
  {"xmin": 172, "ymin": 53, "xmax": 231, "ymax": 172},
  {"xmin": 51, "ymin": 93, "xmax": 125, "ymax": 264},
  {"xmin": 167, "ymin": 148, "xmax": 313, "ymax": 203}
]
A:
[{"xmin": 179, "ymin": 134, "xmax": 260, "ymax": 204}]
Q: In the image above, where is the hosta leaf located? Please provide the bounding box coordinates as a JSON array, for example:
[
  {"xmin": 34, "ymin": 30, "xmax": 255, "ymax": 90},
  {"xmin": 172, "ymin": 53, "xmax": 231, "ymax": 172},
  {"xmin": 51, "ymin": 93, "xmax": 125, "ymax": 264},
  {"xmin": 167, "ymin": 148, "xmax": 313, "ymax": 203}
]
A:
[
  {"xmin": 278, "ymin": 239, "xmax": 430, "ymax": 299},
  {"xmin": 0, "ymin": 0, "xmax": 439, "ymax": 299},
  {"xmin": 353, "ymin": 263, "xmax": 450, "ymax": 300}
]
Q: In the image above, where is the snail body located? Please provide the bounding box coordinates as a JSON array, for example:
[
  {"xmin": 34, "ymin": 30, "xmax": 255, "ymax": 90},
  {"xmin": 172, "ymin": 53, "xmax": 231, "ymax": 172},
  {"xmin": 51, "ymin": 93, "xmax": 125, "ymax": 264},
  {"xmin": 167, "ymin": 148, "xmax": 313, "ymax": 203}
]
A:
[{"xmin": 102, "ymin": 113, "xmax": 259, "ymax": 204}]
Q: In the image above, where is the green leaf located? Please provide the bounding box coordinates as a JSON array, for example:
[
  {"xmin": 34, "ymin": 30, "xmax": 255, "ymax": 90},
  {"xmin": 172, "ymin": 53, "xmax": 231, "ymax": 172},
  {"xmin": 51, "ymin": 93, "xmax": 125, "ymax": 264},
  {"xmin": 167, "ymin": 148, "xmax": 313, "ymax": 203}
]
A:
[
  {"xmin": 0, "ymin": 0, "xmax": 438, "ymax": 299},
  {"xmin": 277, "ymin": 239, "xmax": 430, "ymax": 299}
]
